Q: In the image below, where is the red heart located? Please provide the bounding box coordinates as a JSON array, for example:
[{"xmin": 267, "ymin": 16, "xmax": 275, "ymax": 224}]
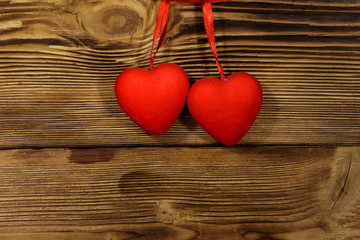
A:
[
  {"xmin": 187, "ymin": 72, "xmax": 262, "ymax": 146},
  {"xmin": 115, "ymin": 63, "xmax": 189, "ymax": 136}
]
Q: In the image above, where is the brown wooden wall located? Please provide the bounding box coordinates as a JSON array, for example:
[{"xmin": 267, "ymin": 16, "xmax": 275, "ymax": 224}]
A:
[{"xmin": 0, "ymin": 0, "xmax": 359, "ymax": 239}]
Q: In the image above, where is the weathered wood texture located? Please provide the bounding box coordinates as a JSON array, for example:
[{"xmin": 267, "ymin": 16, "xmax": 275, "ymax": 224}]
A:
[
  {"xmin": 0, "ymin": 0, "xmax": 359, "ymax": 147},
  {"xmin": 0, "ymin": 147, "xmax": 358, "ymax": 239},
  {"xmin": 1, "ymin": 1, "xmax": 359, "ymax": 239}
]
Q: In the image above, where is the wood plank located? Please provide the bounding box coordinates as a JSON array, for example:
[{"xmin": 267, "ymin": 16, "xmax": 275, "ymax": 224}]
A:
[
  {"xmin": 0, "ymin": 0, "xmax": 359, "ymax": 147},
  {"xmin": 0, "ymin": 146, "xmax": 358, "ymax": 239}
]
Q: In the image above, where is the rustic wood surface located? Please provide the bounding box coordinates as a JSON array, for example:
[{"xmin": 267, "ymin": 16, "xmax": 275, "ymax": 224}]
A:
[
  {"xmin": 0, "ymin": 147, "xmax": 358, "ymax": 239},
  {"xmin": 0, "ymin": 0, "xmax": 359, "ymax": 147},
  {"xmin": 0, "ymin": 0, "xmax": 359, "ymax": 239}
]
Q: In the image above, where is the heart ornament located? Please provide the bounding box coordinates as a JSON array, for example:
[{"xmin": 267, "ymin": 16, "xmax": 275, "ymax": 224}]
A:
[
  {"xmin": 186, "ymin": 0, "xmax": 263, "ymax": 145},
  {"xmin": 115, "ymin": 63, "xmax": 189, "ymax": 135},
  {"xmin": 187, "ymin": 73, "xmax": 262, "ymax": 145}
]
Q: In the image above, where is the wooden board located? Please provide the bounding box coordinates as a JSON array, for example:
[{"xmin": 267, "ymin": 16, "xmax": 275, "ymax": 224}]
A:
[
  {"xmin": 0, "ymin": 0, "xmax": 359, "ymax": 147},
  {"xmin": 0, "ymin": 1, "xmax": 359, "ymax": 239},
  {"xmin": 0, "ymin": 146, "xmax": 358, "ymax": 239}
]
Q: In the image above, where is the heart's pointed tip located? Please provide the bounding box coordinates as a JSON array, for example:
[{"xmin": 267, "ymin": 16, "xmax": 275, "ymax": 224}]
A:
[{"xmin": 126, "ymin": 116, "xmax": 171, "ymax": 136}]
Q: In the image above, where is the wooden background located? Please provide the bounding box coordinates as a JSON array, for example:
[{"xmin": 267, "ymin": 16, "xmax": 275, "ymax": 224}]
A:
[{"xmin": 0, "ymin": 0, "xmax": 359, "ymax": 239}]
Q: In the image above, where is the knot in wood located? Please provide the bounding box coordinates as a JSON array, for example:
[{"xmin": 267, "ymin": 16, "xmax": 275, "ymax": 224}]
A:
[{"xmin": 82, "ymin": 5, "xmax": 140, "ymax": 39}]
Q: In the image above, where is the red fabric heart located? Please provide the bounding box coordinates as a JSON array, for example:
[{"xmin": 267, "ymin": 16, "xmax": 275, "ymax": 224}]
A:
[
  {"xmin": 187, "ymin": 72, "xmax": 262, "ymax": 145},
  {"xmin": 115, "ymin": 63, "xmax": 189, "ymax": 136}
]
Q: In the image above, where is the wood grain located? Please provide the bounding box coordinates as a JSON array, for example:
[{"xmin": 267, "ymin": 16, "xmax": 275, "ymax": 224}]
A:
[
  {"xmin": 0, "ymin": 146, "xmax": 358, "ymax": 239},
  {"xmin": 0, "ymin": 1, "xmax": 359, "ymax": 238},
  {"xmin": 0, "ymin": 0, "xmax": 358, "ymax": 147}
]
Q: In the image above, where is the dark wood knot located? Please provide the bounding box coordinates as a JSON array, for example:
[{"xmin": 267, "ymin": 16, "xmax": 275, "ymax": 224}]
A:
[{"xmin": 82, "ymin": 5, "xmax": 141, "ymax": 39}]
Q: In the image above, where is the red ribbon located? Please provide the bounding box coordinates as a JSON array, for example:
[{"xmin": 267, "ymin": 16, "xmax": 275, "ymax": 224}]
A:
[
  {"xmin": 150, "ymin": 0, "xmax": 170, "ymax": 70},
  {"xmin": 150, "ymin": 0, "xmax": 229, "ymax": 80}
]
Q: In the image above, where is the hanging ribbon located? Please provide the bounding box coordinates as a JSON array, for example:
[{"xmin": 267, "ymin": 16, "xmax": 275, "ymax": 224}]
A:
[
  {"xmin": 150, "ymin": 0, "xmax": 170, "ymax": 69},
  {"xmin": 150, "ymin": 0, "xmax": 229, "ymax": 80}
]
